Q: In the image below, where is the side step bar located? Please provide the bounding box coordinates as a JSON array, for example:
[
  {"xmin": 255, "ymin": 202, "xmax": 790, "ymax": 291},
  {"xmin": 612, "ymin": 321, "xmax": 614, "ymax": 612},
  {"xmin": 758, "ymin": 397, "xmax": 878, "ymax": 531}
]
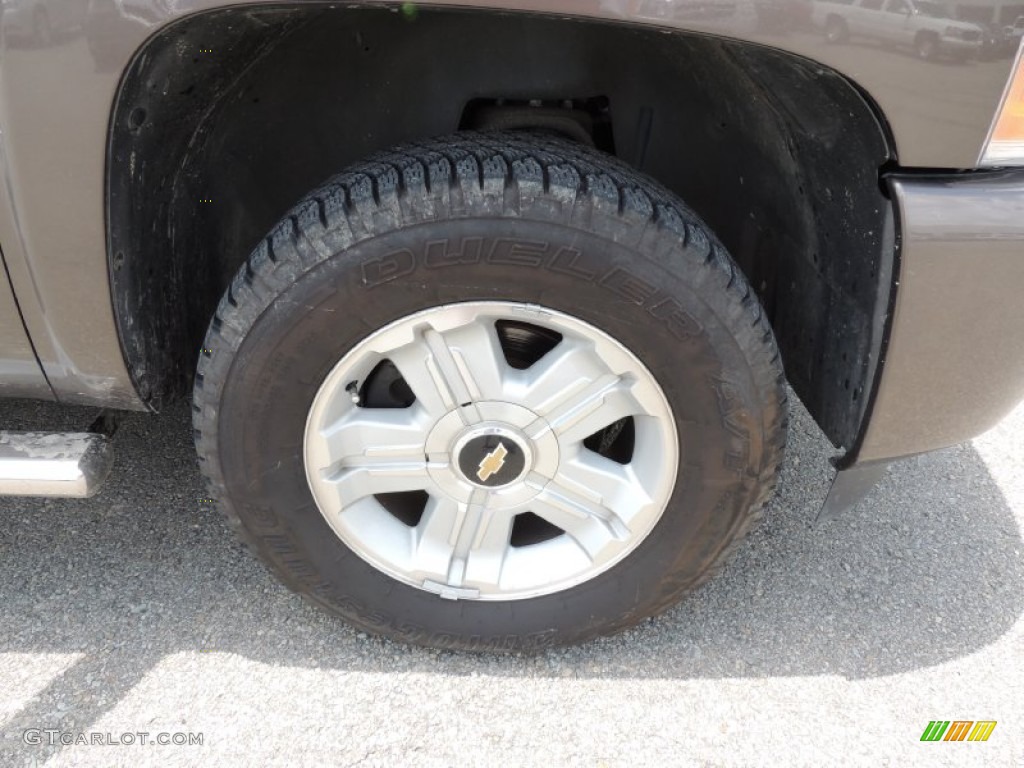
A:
[{"xmin": 0, "ymin": 432, "xmax": 113, "ymax": 497}]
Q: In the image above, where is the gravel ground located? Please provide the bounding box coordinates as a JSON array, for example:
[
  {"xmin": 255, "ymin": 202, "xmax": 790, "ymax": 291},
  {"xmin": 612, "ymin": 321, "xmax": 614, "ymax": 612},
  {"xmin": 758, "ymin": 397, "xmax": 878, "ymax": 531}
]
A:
[{"xmin": 0, "ymin": 392, "xmax": 1021, "ymax": 767}]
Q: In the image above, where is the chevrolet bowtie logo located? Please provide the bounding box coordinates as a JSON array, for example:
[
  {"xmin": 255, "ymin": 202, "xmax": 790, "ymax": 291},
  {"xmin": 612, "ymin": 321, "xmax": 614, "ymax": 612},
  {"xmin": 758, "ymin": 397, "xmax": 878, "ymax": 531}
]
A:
[{"xmin": 476, "ymin": 442, "xmax": 509, "ymax": 483}]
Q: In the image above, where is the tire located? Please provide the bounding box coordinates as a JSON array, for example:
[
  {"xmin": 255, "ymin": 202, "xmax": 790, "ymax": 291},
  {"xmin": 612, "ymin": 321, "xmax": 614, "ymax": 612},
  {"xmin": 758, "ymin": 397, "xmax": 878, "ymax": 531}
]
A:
[
  {"xmin": 824, "ymin": 17, "xmax": 849, "ymax": 44},
  {"xmin": 193, "ymin": 132, "xmax": 787, "ymax": 651},
  {"xmin": 916, "ymin": 33, "xmax": 938, "ymax": 60}
]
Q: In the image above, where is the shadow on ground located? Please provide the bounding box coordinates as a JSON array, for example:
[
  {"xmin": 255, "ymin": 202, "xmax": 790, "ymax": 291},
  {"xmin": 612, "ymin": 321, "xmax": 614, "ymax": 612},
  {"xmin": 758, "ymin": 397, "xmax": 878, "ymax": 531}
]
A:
[{"xmin": 1, "ymin": 394, "xmax": 1022, "ymax": 753}]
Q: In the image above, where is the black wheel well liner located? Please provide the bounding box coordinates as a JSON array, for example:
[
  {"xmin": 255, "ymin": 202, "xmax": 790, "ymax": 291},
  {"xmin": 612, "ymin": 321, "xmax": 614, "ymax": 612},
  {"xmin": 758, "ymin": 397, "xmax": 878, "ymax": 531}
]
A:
[{"xmin": 108, "ymin": 4, "xmax": 895, "ymax": 453}]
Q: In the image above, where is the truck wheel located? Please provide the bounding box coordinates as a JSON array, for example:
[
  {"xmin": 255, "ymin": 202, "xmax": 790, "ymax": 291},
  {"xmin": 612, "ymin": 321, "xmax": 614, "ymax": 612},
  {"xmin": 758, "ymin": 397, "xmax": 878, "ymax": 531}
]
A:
[
  {"xmin": 915, "ymin": 33, "xmax": 938, "ymax": 60},
  {"xmin": 193, "ymin": 132, "xmax": 787, "ymax": 651},
  {"xmin": 824, "ymin": 16, "xmax": 849, "ymax": 44}
]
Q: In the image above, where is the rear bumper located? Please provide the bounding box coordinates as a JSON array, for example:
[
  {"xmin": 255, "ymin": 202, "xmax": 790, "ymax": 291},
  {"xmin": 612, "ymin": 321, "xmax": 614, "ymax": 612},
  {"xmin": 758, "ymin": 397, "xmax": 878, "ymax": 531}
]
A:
[{"xmin": 855, "ymin": 169, "xmax": 1024, "ymax": 463}]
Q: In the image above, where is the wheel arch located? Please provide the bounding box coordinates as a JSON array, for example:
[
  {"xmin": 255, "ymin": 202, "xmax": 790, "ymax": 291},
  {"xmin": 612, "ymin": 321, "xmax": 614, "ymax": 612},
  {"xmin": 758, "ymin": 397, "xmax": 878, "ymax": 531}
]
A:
[{"xmin": 108, "ymin": 3, "xmax": 896, "ymax": 455}]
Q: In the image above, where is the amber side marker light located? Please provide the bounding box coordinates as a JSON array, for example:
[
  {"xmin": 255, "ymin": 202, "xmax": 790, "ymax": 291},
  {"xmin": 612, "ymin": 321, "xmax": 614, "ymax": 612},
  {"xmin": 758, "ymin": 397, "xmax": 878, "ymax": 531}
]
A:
[{"xmin": 981, "ymin": 43, "xmax": 1024, "ymax": 165}]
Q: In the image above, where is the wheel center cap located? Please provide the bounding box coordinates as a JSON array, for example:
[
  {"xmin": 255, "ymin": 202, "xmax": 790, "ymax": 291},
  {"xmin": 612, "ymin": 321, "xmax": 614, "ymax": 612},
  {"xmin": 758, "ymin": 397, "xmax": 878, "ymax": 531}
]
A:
[{"xmin": 455, "ymin": 428, "xmax": 530, "ymax": 488}]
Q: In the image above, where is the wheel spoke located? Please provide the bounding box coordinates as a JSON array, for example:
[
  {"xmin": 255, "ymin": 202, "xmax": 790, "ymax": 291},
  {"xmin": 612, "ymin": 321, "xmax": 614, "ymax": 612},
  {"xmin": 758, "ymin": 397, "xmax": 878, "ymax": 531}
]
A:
[
  {"xmin": 531, "ymin": 480, "xmax": 630, "ymax": 562},
  {"xmin": 518, "ymin": 339, "xmax": 612, "ymax": 416},
  {"xmin": 310, "ymin": 406, "xmax": 434, "ymax": 508},
  {"xmin": 461, "ymin": 505, "xmax": 516, "ymax": 589},
  {"xmin": 414, "ymin": 495, "xmax": 463, "ymax": 581},
  {"xmin": 317, "ymin": 406, "xmax": 431, "ymax": 468},
  {"xmin": 557, "ymin": 449, "xmax": 652, "ymax": 524},
  {"xmin": 388, "ymin": 321, "xmax": 507, "ymax": 422},
  {"xmin": 415, "ymin": 492, "xmax": 515, "ymax": 592},
  {"xmin": 442, "ymin": 319, "xmax": 507, "ymax": 402},
  {"xmin": 527, "ymin": 373, "xmax": 642, "ymax": 446},
  {"xmin": 323, "ymin": 461, "xmax": 431, "ymax": 507},
  {"xmin": 518, "ymin": 339, "xmax": 643, "ymax": 444}
]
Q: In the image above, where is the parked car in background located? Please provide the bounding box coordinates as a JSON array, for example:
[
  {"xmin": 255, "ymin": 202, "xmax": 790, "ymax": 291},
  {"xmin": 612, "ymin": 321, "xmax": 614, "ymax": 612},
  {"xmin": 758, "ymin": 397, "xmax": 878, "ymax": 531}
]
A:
[
  {"xmin": 1, "ymin": 0, "xmax": 86, "ymax": 44},
  {"xmin": 979, "ymin": 22, "xmax": 1016, "ymax": 60},
  {"xmin": 1008, "ymin": 15, "xmax": 1024, "ymax": 45},
  {"xmin": 817, "ymin": 0, "xmax": 986, "ymax": 61}
]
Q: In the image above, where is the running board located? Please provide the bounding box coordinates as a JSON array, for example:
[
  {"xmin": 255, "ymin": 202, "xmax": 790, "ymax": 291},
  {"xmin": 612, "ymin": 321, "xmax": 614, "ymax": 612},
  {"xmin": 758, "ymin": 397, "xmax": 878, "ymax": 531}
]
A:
[{"xmin": 0, "ymin": 432, "xmax": 113, "ymax": 497}]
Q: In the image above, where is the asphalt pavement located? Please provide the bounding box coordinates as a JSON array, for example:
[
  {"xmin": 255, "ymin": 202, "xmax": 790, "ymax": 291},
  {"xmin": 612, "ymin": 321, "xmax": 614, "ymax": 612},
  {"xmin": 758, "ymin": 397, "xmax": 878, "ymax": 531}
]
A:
[{"xmin": 0, "ymin": 392, "xmax": 1022, "ymax": 767}]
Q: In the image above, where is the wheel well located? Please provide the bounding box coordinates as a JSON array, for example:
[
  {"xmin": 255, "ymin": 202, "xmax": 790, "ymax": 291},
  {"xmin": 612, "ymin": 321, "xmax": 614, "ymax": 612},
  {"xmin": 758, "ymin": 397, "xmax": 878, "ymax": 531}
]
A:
[{"xmin": 109, "ymin": 4, "xmax": 895, "ymax": 453}]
